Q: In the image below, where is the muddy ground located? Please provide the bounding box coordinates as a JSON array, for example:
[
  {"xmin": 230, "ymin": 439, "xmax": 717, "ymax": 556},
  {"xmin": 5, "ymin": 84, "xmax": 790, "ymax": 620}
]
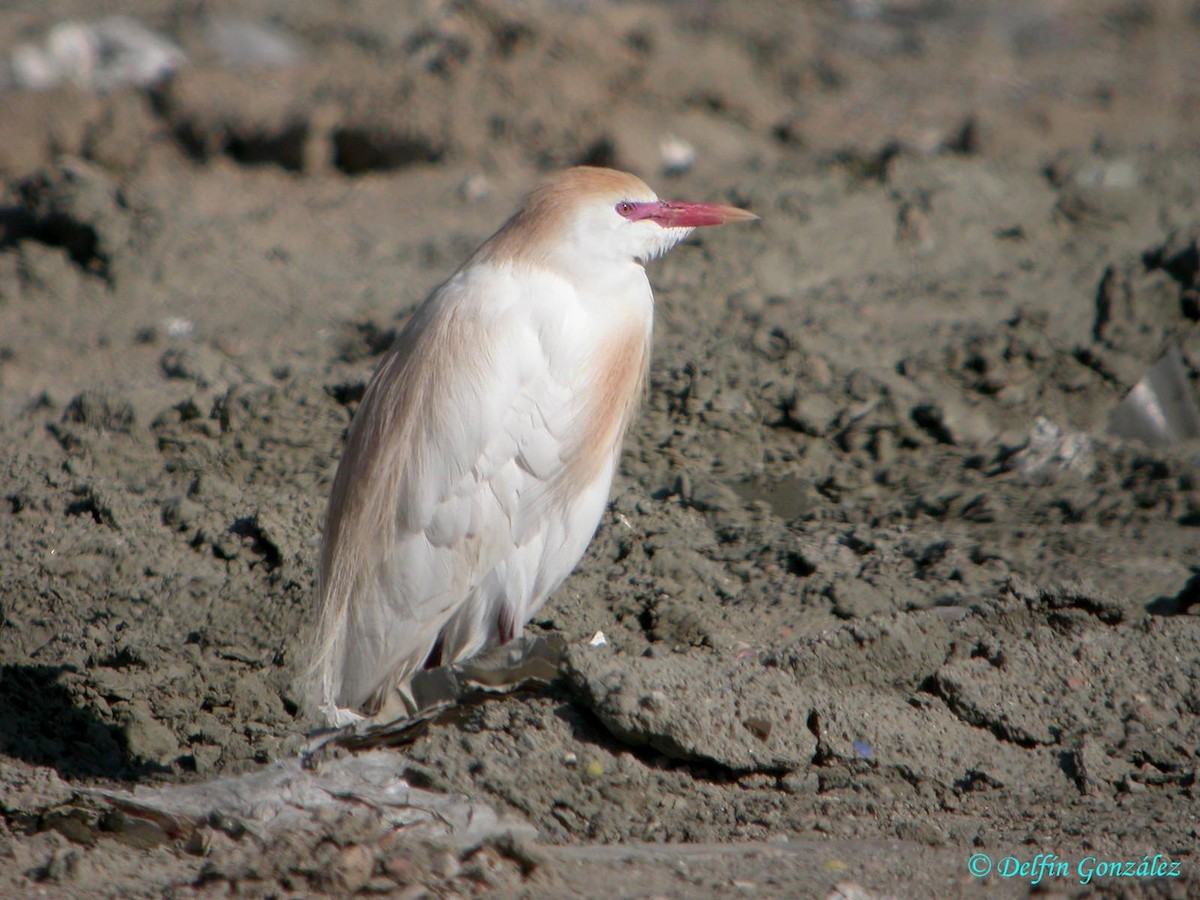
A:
[{"xmin": 1, "ymin": 0, "xmax": 1199, "ymax": 897}]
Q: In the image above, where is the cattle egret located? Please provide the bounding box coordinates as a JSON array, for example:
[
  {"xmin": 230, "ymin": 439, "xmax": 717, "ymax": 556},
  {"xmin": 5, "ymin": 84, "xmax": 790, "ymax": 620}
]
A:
[{"xmin": 308, "ymin": 166, "xmax": 756, "ymax": 724}]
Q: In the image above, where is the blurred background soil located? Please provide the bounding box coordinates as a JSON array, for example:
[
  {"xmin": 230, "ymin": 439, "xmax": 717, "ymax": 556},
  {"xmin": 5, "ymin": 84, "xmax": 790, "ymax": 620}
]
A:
[{"xmin": 1, "ymin": 1, "xmax": 1199, "ymax": 896}]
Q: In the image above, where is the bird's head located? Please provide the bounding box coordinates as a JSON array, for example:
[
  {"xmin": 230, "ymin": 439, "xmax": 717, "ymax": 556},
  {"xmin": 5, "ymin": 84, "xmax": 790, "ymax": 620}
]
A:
[{"xmin": 478, "ymin": 166, "xmax": 757, "ymax": 280}]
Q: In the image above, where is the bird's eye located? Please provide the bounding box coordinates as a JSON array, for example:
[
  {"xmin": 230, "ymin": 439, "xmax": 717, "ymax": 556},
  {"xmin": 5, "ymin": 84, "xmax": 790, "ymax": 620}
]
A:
[{"xmin": 616, "ymin": 201, "xmax": 636, "ymax": 218}]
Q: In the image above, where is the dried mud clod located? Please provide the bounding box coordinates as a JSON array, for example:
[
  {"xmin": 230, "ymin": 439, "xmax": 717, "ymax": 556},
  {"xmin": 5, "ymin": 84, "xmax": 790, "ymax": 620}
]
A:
[{"xmin": 12, "ymin": 159, "xmax": 135, "ymax": 282}]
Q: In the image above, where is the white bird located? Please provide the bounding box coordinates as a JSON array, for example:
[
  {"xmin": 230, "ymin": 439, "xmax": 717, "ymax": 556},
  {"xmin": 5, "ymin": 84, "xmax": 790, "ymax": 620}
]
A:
[{"xmin": 308, "ymin": 166, "xmax": 756, "ymax": 724}]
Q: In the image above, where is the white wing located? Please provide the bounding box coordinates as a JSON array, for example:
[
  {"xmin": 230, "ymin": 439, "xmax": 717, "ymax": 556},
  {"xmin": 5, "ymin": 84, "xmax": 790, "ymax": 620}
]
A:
[{"xmin": 309, "ymin": 262, "xmax": 647, "ymax": 718}]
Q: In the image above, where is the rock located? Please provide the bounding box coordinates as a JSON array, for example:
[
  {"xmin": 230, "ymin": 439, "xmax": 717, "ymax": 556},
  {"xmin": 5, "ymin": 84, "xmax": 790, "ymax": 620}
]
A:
[
  {"xmin": 119, "ymin": 702, "xmax": 179, "ymax": 765},
  {"xmin": 161, "ymin": 496, "xmax": 201, "ymax": 531},
  {"xmin": 787, "ymin": 391, "xmax": 839, "ymax": 436},
  {"xmin": 330, "ymin": 843, "xmax": 375, "ymax": 894},
  {"xmin": 564, "ymin": 646, "xmax": 816, "ymax": 773},
  {"xmin": 910, "ymin": 395, "xmax": 995, "ymax": 447},
  {"xmin": 829, "ymin": 578, "xmax": 891, "ymax": 619}
]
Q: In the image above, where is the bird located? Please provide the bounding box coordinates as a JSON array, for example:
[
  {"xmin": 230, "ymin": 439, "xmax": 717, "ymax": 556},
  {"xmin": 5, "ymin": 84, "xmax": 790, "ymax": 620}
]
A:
[{"xmin": 307, "ymin": 166, "xmax": 756, "ymax": 725}]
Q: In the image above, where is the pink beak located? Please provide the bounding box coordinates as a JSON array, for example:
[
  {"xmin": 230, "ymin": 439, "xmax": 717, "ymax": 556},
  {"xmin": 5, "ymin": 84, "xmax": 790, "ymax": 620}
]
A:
[{"xmin": 621, "ymin": 200, "xmax": 758, "ymax": 228}]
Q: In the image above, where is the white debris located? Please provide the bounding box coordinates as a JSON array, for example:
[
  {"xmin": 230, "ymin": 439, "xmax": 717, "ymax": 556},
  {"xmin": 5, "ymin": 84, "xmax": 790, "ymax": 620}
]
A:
[
  {"xmin": 459, "ymin": 173, "xmax": 492, "ymax": 203},
  {"xmin": 587, "ymin": 630, "xmax": 608, "ymax": 648},
  {"xmin": 88, "ymin": 749, "xmax": 536, "ymax": 850},
  {"xmin": 839, "ymin": 0, "xmax": 884, "ymax": 20},
  {"xmin": 9, "ymin": 16, "xmax": 185, "ymax": 92},
  {"xmin": 1108, "ymin": 345, "xmax": 1200, "ymax": 448},
  {"xmin": 162, "ymin": 316, "xmax": 194, "ymax": 338},
  {"xmin": 1010, "ymin": 416, "xmax": 1094, "ymax": 477},
  {"xmin": 659, "ymin": 134, "xmax": 697, "ymax": 175},
  {"xmin": 827, "ymin": 882, "xmax": 878, "ymax": 900},
  {"xmin": 204, "ymin": 17, "xmax": 306, "ymax": 70}
]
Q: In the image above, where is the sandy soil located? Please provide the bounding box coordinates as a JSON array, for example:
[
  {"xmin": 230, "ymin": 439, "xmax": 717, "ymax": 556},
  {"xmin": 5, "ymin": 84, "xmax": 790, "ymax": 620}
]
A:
[{"xmin": 2, "ymin": 1, "xmax": 1199, "ymax": 897}]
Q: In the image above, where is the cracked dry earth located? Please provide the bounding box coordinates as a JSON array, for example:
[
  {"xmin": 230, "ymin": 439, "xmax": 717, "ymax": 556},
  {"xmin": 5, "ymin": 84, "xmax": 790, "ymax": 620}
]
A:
[{"xmin": 1, "ymin": 0, "xmax": 1200, "ymax": 897}]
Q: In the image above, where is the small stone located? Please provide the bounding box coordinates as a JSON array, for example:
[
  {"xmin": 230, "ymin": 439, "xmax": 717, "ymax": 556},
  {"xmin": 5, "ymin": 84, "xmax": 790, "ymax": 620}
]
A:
[
  {"xmin": 430, "ymin": 849, "xmax": 460, "ymax": 880},
  {"xmin": 120, "ymin": 702, "xmax": 179, "ymax": 765},
  {"xmin": 830, "ymin": 579, "xmax": 889, "ymax": 619},
  {"xmin": 686, "ymin": 478, "xmax": 741, "ymax": 513},
  {"xmin": 788, "ymin": 391, "xmax": 838, "ymax": 435},
  {"xmin": 383, "ymin": 854, "xmax": 415, "ymax": 885},
  {"xmin": 911, "ymin": 395, "xmax": 994, "ymax": 447},
  {"xmin": 1120, "ymin": 775, "xmax": 1148, "ymax": 795},
  {"xmin": 779, "ymin": 769, "xmax": 819, "ymax": 794},
  {"xmin": 162, "ymin": 496, "xmax": 201, "ymax": 531},
  {"xmin": 332, "ymin": 843, "xmax": 375, "ymax": 894},
  {"xmin": 191, "ymin": 743, "xmax": 222, "ymax": 776},
  {"xmin": 460, "ymin": 174, "xmax": 491, "ymax": 202},
  {"xmin": 160, "ymin": 346, "xmax": 225, "ymax": 388}
]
